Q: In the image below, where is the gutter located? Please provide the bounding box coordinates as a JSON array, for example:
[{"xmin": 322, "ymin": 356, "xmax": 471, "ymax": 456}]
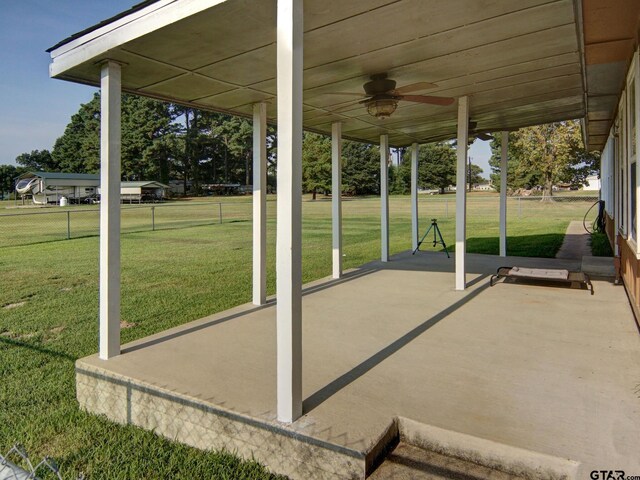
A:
[{"xmin": 573, "ymin": 0, "xmax": 591, "ymax": 149}]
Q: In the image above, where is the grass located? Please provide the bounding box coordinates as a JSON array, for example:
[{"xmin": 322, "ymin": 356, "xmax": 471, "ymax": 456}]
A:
[
  {"xmin": 591, "ymin": 232, "xmax": 614, "ymax": 257},
  {"xmin": 0, "ymin": 194, "xmax": 597, "ymax": 479}
]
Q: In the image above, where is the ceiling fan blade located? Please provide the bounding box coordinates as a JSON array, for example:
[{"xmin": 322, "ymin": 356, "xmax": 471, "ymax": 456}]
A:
[
  {"xmin": 325, "ymin": 92, "xmax": 367, "ymax": 97},
  {"xmin": 476, "ymin": 132, "xmax": 493, "ymax": 141},
  {"xmin": 400, "ymin": 95, "xmax": 455, "ymax": 106},
  {"xmin": 392, "ymin": 82, "xmax": 438, "ymax": 94}
]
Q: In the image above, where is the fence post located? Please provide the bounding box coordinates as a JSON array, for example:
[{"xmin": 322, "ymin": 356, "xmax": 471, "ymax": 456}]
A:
[
  {"xmin": 219, "ymin": 203, "xmax": 223, "ymax": 224},
  {"xmin": 151, "ymin": 206, "xmax": 155, "ymax": 231},
  {"xmin": 518, "ymin": 197, "xmax": 522, "ymax": 218},
  {"xmin": 67, "ymin": 211, "xmax": 71, "ymax": 240}
]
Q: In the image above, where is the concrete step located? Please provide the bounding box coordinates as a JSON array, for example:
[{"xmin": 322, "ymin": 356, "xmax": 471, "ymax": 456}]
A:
[
  {"xmin": 582, "ymin": 255, "xmax": 616, "ymax": 278},
  {"xmin": 369, "ymin": 442, "xmax": 525, "ymax": 480}
]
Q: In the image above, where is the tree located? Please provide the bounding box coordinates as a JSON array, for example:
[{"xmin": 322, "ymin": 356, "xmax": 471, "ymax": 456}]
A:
[
  {"xmin": 488, "ymin": 132, "xmax": 536, "ymax": 192},
  {"xmin": 51, "ymin": 93, "xmax": 176, "ymax": 180},
  {"xmin": 390, "ymin": 162, "xmax": 410, "ymax": 194},
  {"xmin": 0, "ymin": 164, "xmax": 24, "ymax": 199},
  {"xmin": 208, "ymin": 114, "xmax": 255, "ymax": 186},
  {"xmin": 51, "ymin": 94, "xmax": 101, "ymax": 173},
  {"xmin": 342, "ymin": 141, "xmax": 380, "ymax": 195},
  {"xmin": 398, "ymin": 143, "xmax": 456, "ymax": 194},
  {"xmin": 121, "ymin": 95, "xmax": 175, "ymax": 181},
  {"xmin": 15, "ymin": 150, "xmax": 58, "ymax": 171},
  {"xmin": 468, "ymin": 163, "xmax": 484, "ymax": 191},
  {"xmin": 489, "ymin": 121, "xmax": 599, "ymax": 198},
  {"xmin": 302, "ymin": 132, "xmax": 331, "ymax": 199}
]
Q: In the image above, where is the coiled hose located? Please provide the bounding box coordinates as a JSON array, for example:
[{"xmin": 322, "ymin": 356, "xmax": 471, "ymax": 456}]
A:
[{"xmin": 583, "ymin": 200, "xmax": 606, "ymax": 234}]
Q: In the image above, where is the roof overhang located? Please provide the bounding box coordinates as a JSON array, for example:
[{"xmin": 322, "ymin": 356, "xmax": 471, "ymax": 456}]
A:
[
  {"xmin": 581, "ymin": 0, "xmax": 640, "ymax": 151},
  {"xmin": 48, "ymin": 0, "xmax": 614, "ymax": 148}
]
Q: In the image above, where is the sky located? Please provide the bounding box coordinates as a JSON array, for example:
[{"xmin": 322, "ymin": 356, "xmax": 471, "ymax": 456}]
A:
[{"xmin": 0, "ymin": 0, "xmax": 493, "ymax": 178}]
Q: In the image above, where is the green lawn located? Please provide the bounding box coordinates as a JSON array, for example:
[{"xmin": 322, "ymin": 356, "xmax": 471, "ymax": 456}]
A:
[{"xmin": 0, "ymin": 194, "xmax": 598, "ymax": 479}]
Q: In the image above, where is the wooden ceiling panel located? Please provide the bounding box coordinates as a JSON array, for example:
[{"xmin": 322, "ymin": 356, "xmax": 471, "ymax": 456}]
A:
[
  {"xmin": 582, "ymin": 0, "xmax": 640, "ymax": 45},
  {"xmin": 49, "ymin": 0, "xmax": 595, "ymax": 146},
  {"xmin": 586, "ymin": 39, "xmax": 636, "ymax": 65},
  {"xmin": 196, "ymin": 45, "xmax": 276, "ymax": 87},
  {"xmin": 144, "ymin": 73, "xmax": 234, "ymax": 101},
  {"xmin": 197, "ymin": 89, "xmax": 273, "ymax": 110},
  {"xmin": 124, "ymin": 0, "xmax": 276, "ymax": 71}
]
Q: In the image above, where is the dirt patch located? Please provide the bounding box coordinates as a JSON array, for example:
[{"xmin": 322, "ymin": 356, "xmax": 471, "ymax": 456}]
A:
[
  {"xmin": 3, "ymin": 301, "xmax": 26, "ymax": 310},
  {"xmin": 120, "ymin": 320, "xmax": 137, "ymax": 329},
  {"xmin": 43, "ymin": 325, "xmax": 66, "ymax": 342},
  {"xmin": 1, "ymin": 330, "xmax": 37, "ymax": 341}
]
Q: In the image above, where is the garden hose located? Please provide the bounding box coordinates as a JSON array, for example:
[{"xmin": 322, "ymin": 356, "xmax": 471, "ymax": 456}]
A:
[{"xmin": 583, "ymin": 200, "xmax": 605, "ymax": 234}]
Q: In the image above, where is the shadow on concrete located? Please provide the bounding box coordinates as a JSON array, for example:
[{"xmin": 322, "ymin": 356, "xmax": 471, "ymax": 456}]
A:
[
  {"xmin": 303, "ymin": 278, "xmax": 490, "ymax": 413},
  {"xmin": 121, "ymin": 305, "xmax": 272, "ymax": 354},
  {"xmin": 122, "ymin": 266, "xmax": 379, "ymax": 354}
]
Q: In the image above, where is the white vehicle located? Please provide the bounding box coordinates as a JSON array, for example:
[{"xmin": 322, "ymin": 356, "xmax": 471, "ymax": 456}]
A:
[{"xmin": 15, "ymin": 172, "xmax": 100, "ymax": 204}]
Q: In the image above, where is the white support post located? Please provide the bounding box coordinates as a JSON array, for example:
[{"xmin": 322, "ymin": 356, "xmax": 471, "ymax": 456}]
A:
[
  {"xmin": 99, "ymin": 60, "xmax": 121, "ymax": 360},
  {"xmin": 455, "ymin": 96, "xmax": 469, "ymax": 291},
  {"xmin": 411, "ymin": 143, "xmax": 419, "ymax": 252},
  {"xmin": 253, "ymin": 102, "xmax": 267, "ymax": 305},
  {"xmin": 499, "ymin": 131, "xmax": 508, "ymax": 257},
  {"xmin": 276, "ymin": 0, "xmax": 303, "ymax": 424},
  {"xmin": 380, "ymin": 135, "xmax": 390, "ymax": 262},
  {"xmin": 332, "ymin": 122, "xmax": 343, "ymax": 279}
]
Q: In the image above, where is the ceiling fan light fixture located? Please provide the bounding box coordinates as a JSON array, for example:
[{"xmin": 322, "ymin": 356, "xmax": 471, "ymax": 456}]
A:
[{"xmin": 366, "ymin": 98, "xmax": 398, "ymax": 119}]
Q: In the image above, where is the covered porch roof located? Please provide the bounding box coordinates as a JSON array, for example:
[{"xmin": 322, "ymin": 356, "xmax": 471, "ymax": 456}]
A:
[{"xmin": 47, "ymin": 0, "xmax": 636, "ymax": 149}]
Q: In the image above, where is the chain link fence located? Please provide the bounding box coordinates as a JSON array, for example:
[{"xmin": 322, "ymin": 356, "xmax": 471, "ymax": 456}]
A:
[
  {"xmin": 0, "ymin": 202, "xmax": 253, "ymax": 248},
  {"xmin": 410, "ymin": 194, "xmax": 599, "ymax": 220},
  {"xmin": 0, "ymin": 195, "xmax": 599, "ymax": 249}
]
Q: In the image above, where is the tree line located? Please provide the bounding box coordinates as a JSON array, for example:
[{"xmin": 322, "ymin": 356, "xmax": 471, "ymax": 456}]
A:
[
  {"xmin": 1, "ymin": 92, "xmax": 597, "ymax": 200},
  {"xmin": 488, "ymin": 121, "xmax": 599, "ymax": 198}
]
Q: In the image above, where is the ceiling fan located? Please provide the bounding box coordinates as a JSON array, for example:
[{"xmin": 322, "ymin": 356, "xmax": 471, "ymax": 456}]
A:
[
  {"xmin": 469, "ymin": 121, "xmax": 493, "ymax": 142},
  {"xmin": 468, "ymin": 122, "xmax": 519, "ymax": 143},
  {"xmin": 329, "ymin": 73, "xmax": 455, "ymax": 119}
]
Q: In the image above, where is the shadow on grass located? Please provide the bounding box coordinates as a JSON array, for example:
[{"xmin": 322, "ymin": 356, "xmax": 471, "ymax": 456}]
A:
[{"xmin": 0, "ymin": 336, "xmax": 76, "ymax": 362}]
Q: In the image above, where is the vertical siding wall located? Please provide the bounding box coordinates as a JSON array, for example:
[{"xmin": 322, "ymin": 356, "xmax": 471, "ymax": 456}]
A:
[{"xmin": 602, "ymin": 49, "xmax": 640, "ymax": 313}]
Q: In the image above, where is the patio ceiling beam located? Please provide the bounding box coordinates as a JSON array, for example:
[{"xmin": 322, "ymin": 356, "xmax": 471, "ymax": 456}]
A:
[
  {"xmin": 411, "ymin": 143, "xmax": 419, "ymax": 252},
  {"xmin": 276, "ymin": 0, "xmax": 303, "ymax": 424},
  {"xmin": 500, "ymin": 131, "xmax": 509, "ymax": 257},
  {"xmin": 455, "ymin": 96, "xmax": 469, "ymax": 291},
  {"xmin": 380, "ymin": 134, "xmax": 390, "ymax": 263},
  {"xmin": 332, "ymin": 121, "xmax": 343, "ymax": 279},
  {"xmin": 99, "ymin": 60, "xmax": 122, "ymax": 360},
  {"xmin": 253, "ymin": 102, "xmax": 267, "ymax": 306}
]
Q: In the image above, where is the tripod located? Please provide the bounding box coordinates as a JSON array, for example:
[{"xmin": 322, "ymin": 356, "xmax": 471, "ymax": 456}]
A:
[{"xmin": 412, "ymin": 218, "xmax": 450, "ymax": 257}]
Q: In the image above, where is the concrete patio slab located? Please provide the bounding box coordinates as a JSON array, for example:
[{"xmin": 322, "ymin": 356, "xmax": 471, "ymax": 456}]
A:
[
  {"xmin": 582, "ymin": 255, "xmax": 616, "ymax": 278},
  {"xmin": 76, "ymin": 251, "xmax": 640, "ymax": 479}
]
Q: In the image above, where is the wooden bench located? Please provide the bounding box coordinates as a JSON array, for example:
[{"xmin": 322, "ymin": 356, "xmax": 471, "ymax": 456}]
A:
[{"xmin": 490, "ymin": 266, "xmax": 594, "ymax": 295}]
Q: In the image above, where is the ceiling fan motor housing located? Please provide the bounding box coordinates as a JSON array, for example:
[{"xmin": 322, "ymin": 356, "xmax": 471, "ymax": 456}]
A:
[{"xmin": 364, "ymin": 74, "xmax": 396, "ymax": 96}]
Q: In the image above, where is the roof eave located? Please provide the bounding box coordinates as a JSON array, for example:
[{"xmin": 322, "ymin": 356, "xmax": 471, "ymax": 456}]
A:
[{"xmin": 48, "ymin": 0, "xmax": 227, "ymax": 80}]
